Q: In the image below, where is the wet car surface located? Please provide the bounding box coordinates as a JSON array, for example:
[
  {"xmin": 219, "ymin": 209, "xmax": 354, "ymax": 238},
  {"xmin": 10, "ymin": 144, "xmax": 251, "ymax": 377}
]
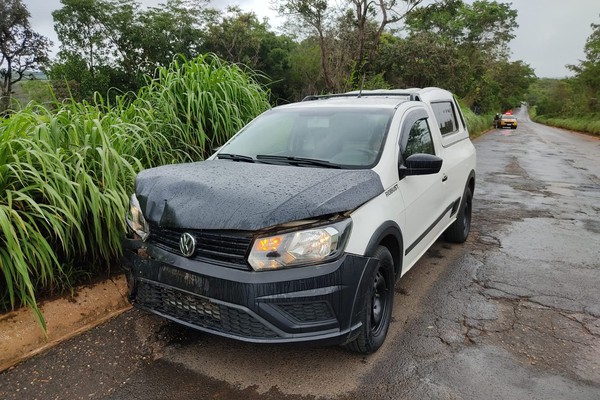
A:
[
  {"xmin": 122, "ymin": 89, "xmax": 476, "ymax": 353},
  {"xmin": 1, "ymin": 108, "xmax": 599, "ymax": 399}
]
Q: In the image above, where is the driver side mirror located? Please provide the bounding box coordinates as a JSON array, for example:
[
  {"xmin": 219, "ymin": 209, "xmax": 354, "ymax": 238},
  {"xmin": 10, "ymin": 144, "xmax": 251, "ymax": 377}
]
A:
[{"xmin": 399, "ymin": 153, "xmax": 443, "ymax": 179}]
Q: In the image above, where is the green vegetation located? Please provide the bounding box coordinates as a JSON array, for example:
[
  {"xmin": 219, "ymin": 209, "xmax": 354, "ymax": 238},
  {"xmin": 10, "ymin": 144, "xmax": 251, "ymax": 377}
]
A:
[
  {"xmin": 397, "ymin": 0, "xmax": 534, "ymax": 113},
  {"xmin": 462, "ymin": 107, "xmax": 494, "ymax": 138},
  {"xmin": 11, "ymin": 80, "xmax": 54, "ymax": 106},
  {"xmin": 531, "ymin": 114, "xmax": 600, "ymax": 135},
  {"xmin": 3, "ymin": 0, "xmax": 572, "ymax": 324},
  {"xmin": 1, "ymin": 0, "xmax": 530, "ymax": 323},
  {"xmin": 0, "ymin": 0, "xmax": 52, "ymax": 114},
  {"xmin": 39, "ymin": 0, "xmax": 532, "ymax": 113},
  {"xmin": 528, "ymin": 18, "xmax": 600, "ymax": 136},
  {"xmin": 0, "ymin": 55, "xmax": 270, "ymax": 326}
]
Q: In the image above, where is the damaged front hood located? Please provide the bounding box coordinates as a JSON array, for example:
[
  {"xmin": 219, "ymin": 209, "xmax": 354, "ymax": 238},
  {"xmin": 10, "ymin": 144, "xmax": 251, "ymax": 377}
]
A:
[{"xmin": 136, "ymin": 160, "xmax": 383, "ymax": 230}]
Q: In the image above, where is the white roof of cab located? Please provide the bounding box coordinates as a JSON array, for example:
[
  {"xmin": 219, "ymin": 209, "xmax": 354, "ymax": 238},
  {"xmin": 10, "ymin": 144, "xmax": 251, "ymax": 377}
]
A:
[{"xmin": 278, "ymin": 87, "xmax": 455, "ymax": 110}]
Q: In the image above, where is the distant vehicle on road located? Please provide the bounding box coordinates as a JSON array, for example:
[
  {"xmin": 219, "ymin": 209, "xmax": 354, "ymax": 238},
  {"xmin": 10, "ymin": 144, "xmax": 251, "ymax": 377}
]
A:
[{"xmin": 497, "ymin": 114, "xmax": 518, "ymax": 129}]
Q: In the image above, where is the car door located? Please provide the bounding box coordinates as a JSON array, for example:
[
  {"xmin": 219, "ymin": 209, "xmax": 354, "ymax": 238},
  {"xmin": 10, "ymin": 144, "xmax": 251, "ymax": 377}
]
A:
[
  {"xmin": 396, "ymin": 108, "xmax": 449, "ymax": 272},
  {"xmin": 431, "ymin": 99, "xmax": 473, "ymax": 219}
]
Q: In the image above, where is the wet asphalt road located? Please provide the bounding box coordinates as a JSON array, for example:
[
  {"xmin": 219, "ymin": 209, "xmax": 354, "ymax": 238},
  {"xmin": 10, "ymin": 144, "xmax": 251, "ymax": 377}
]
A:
[{"xmin": 1, "ymin": 109, "xmax": 599, "ymax": 400}]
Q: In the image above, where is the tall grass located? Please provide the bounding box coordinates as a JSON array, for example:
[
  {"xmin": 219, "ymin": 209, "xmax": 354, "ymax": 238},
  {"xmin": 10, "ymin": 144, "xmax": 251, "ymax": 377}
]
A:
[
  {"xmin": 529, "ymin": 106, "xmax": 600, "ymax": 136},
  {"xmin": 462, "ymin": 107, "xmax": 493, "ymax": 138},
  {"xmin": 0, "ymin": 54, "xmax": 270, "ymax": 328},
  {"xmin": 0, "ymin": 121, "xmax": 77, "ymax": 330},
  {"xmin": 533, "ymin": 115, "xmax": 600, "ymax": 136},
  {"xmin": 137, "ymin": 54, "xmax": 270, "ymax": 160}
]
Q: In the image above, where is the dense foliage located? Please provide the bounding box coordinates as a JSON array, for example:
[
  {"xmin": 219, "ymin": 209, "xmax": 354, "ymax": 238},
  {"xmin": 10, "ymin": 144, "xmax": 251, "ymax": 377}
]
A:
[
  {"xmin": 0, "ymin": 54, "xmax": 270, "ymax": 323},
  {"xmin": 4, "ymin": 0, "xmax": 596, "ymax": 324},
  {"xmin": 42, "ymin": 0, "xmax": 534, "ymax": 113},
  {"xmin": 528, "ymin": 18, "xmax": 600, "ymax": 135}
]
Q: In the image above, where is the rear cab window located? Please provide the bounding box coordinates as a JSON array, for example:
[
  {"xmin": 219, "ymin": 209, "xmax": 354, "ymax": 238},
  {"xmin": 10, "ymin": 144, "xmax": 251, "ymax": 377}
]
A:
[{"xmin": 430, "ymin": 100, "xmax": 468, "ymax": 147}]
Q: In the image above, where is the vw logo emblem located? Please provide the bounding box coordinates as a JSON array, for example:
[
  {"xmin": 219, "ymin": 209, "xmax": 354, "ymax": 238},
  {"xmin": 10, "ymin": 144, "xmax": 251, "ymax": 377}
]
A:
[{"xmin": 179, "ymin": 232, "xmax": 196, "ymax": 257}]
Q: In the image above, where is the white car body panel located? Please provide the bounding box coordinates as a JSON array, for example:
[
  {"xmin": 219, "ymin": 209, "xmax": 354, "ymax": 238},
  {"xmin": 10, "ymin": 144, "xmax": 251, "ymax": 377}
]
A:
[{"xmin": 345, "ymin": 89, "xmax": 476, "ymax": 278}]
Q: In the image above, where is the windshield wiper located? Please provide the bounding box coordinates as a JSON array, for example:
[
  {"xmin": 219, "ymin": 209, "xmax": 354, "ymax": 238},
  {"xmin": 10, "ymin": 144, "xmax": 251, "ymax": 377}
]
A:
[
  {"xmin": 256, "ymin": 154, "xmax": 342, "ymax": 169},
  {"xmin": 217, "ymin": 153, "xmax": 256, "ymax": 163}
]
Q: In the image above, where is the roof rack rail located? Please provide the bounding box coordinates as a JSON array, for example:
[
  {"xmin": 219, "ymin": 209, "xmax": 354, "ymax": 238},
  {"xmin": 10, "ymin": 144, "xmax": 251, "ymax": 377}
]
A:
[{"xmin": 302, "ymin": 92, "xmax": 421, "ymax": 102}]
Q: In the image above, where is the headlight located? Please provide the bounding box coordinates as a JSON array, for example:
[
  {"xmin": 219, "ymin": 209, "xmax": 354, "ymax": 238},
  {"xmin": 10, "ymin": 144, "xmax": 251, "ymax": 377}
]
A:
[
  {"xmin": 248, "ymin": 219, "xmax": 352, "ymax": 271},
  {"xmin": 126, "ymin": 194, "xmax": 150, "ymax": 241}
]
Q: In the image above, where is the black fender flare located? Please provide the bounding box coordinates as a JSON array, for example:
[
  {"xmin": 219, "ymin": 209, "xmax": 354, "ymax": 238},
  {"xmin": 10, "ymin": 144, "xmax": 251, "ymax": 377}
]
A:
[
  {"xmin": 450, "ymin": 170, "xmax": 476, "ymax": 217},
  {"xmin": 364, "ymin": 221, "xmax": 404, "ymax": 280},
  {"xmin": 467, "ymin": 169, "xmax": 476, "ymax": 194}
]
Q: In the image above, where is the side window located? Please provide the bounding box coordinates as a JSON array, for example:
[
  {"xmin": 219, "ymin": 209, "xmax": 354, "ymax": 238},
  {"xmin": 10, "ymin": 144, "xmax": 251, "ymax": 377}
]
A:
[
  {"xmin": 402, "ymin": 119, "xmax": 434, "ymax": 160},
  {"xmin": 431, "ymin": 101, "xmax": 459, "ymax": 135}
]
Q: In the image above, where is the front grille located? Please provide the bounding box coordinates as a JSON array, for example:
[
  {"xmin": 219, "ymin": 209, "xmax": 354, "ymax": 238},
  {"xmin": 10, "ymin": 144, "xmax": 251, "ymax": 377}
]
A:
[
  {"xmin": 149, "ymin": 223, "xmax": 252, "ymax": 268},
  {"xmin": 136, "ymin": 279, "xmax": 279, "ymax": 339},
  {"xmin": 278, "ymin": 302, "xmax": 334, "ymax": 323}
]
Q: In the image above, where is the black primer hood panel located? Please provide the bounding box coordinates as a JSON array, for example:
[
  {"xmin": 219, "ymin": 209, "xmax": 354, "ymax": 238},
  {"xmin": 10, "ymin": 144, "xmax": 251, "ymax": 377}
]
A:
[{"xmin": 136, "ymin": 160, "xmax": 383, "ymax": 230}]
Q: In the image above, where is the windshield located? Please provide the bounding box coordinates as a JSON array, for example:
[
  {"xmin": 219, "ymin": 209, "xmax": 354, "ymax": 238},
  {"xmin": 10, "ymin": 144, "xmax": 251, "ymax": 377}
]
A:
[
  {"xmin": 502, "ymin": 114, "xmax": 516, "ymax": 119},
  {"xmin": 218, "ymin": 107, "xmax": 394, "ymax": 168}
]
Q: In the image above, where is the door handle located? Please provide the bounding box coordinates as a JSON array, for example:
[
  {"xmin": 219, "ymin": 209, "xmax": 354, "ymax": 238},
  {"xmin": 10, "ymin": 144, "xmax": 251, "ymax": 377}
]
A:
[{"xmin": 442, "ymin": 174, "xmax": 448, "ymax": 182}]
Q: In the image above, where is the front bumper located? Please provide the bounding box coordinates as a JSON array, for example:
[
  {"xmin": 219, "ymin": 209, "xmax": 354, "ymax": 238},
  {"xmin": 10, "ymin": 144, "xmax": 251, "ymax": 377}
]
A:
[{"xmin": 122, "ymin": 238, "xmax": 377, "ymax": 345}]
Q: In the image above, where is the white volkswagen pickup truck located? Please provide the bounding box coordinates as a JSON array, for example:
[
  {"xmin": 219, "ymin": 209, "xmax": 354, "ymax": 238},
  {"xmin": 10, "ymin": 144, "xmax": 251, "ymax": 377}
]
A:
[{"xmin": 123, "ymin": 87, "xmax": 476, "ymax": 354}]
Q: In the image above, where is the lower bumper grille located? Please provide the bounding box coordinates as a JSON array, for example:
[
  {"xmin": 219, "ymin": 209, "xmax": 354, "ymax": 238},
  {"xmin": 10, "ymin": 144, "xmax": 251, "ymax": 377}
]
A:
[
  {"xmin": 278, "ymin": 302, "xmax": 334, "ymax": 323},
  {"xmin": 135, "ymin": 279, "xmax": 279, "ymax": 339}
]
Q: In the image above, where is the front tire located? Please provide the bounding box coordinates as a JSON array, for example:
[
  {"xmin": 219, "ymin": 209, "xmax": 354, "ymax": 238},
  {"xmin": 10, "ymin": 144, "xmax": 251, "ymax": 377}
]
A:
[
  {"xmin": 444, "ymin": 186, "xmax": 473, "ymax": 243},
  {"xmin": 345, "ymin": 246, "xmax": 394, "ymax": 354}
]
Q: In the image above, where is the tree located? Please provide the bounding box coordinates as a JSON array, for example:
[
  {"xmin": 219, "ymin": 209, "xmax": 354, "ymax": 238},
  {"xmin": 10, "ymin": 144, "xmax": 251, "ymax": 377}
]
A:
[
  {"xmin": 406, "ymin": 0, "xmax": 518, "ymax": 58},
  {"xmin": 347, "ymin": 0, "xmax": 425, "ymax": 84},
  {"xmin": 568, "ymin": 17, "xmax": 600, "ymax": 113},
  {"xmin": 52, "ymin": 0, "xmax": 111, "ymax": 79},
  {"xmin": 201, "ymin": 7, "xmax": 297, "ymax": 102},
  {"xmin": 490, "ymin": 60, "xmax": 535, "ymax": 110},
  {"xmin": 51, "ymin": 0, "xmax": 211, "ymax": 98},
  {"xmin": 375, "ymin": 32, "xmax": 469, "ymax": 91},
  {"xmin": 287, "ymin": 38, "xmax": 323, "ymax": 100},
  {"xmin": 51, "ymin": 0, "xmax": 119, "ymax": 98},
  {"xmin": 531, "ymin": 18, "xmax": 600, "ymax": 119},
  {"xmin": 135, "ymin": 0, "xmax": 210, "ymax": 73},
  {"xmin": 275, "ymin": 0, "xmax": 433, "ymax": 91},
  {"xmin": 528, "ymin": 78, "xmax": 575, "ymax": 117},
  {"xmin": 0, "ymin": 0, "xmax": 52, "ymax": 113},
  {"xmin": 48, "ymin": 51, "xmax": 97, "ymax": 100},
  {"xmin": 403, "ymin": 0, "xmax": 523, "ymax": 112},
  {"xmin": 256, "ymin": 33, "xmax": 296, "ymax": 103},
  {"xmin": 202, "ymin": 7, "xmax": 268, "ymax": 67},
  {"xmin": 276, "ymin": 0, "xmax": 336, "ymax": 91}
]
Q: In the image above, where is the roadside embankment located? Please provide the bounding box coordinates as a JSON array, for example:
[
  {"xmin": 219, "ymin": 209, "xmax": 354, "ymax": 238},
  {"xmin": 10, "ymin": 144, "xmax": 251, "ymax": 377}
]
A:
[{"xmin": 0, "ymin": 275, "xmax": 130, "ymax": 372}]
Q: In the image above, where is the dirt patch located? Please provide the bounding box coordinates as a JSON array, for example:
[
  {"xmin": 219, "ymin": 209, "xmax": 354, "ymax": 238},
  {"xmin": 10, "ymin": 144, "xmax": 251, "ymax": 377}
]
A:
[{"xmin": 0, "ymin": 275, "xmax": 131, "ymax": 372}]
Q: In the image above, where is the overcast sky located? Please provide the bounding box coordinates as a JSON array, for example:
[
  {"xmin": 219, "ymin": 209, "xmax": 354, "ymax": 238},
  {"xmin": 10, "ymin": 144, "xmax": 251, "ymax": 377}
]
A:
[{"xmin": 21, "ymin": 0, "xmax": 600, "ymax": 78}]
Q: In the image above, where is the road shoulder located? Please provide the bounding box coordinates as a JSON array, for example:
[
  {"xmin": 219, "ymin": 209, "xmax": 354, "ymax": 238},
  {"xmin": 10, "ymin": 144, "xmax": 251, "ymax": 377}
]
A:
[{"xmin": 0, "ymin": 275, "xmax": 131, "ymax": 372}]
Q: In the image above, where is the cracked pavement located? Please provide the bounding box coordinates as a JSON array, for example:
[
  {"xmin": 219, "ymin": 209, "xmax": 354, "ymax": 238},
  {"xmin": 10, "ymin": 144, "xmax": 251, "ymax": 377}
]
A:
[
  {"xmin": 1, "ymin": 109, "xmax": 599, "ymax": 399},
  {"xmin": 347, "ymin": 110, "xmax": 600, "ymax": 399}
]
